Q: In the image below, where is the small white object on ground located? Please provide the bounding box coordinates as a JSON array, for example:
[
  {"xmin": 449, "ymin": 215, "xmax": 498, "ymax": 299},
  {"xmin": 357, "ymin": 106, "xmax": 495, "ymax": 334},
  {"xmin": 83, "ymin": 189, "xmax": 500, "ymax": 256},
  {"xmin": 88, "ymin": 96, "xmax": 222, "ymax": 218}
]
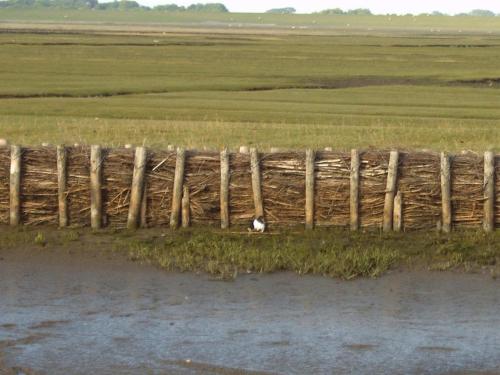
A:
[
  {"xmin": 0, "ymin": 139, "xmax": 7, "ymax": 147},
  {"xmin": 252, "ymin": 217, "xmax": 266, "ymax": 233}
]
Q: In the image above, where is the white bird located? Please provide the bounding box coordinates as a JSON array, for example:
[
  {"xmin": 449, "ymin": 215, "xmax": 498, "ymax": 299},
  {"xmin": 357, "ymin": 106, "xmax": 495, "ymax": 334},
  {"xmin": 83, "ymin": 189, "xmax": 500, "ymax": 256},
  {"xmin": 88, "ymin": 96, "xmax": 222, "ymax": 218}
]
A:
[{"xmin": 250, "ymin": 216, "xmax": 266, "ymax": 233}]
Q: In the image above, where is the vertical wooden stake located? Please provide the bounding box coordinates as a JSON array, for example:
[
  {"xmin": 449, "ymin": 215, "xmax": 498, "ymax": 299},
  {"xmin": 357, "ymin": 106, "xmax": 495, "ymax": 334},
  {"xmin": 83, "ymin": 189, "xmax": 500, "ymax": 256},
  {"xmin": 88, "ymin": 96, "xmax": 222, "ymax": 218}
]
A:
[
  {"xmin": 250, "ymin": 148, "xmax": 264, "ymax": 218},
  {"xmin": 170, "ymin": 147, "xmax": 185, "ymax": 229},
  {"xmin": 9, "ymin": 145, "xmax": 21, "ymax": 226},
  {"xmin": 220, "ymin": 148, "xmax": 230, "ymax": 229},
  {"xmin": 305, "ymin": 149, "xmax": 315, "ymax": 230},
  {"xmin": 90, "ymin": 145, "xmax": 103, "ymax": 229},
  {"xmin": 127, "ymin": 146, "xmax": 147, "ymax": 230},
  {"xmin": 440, "ymin": 152, "xmax": 452, "ymax": 233},
  {"xmin": 393, "ymin": 191, "xmax": 402, "ymax": 232},
  {"xmin": 383, "ymin": 150, "xmax": 399, "ymax": 232},
  {"xmin": 57, "ymin": 145, "xmax": 68, "ymax": 227},
  {"xmin": 350, "ymin": 149, "xmax": 360, "ymax": 231},
  {"xmin": 181, "ymin": 186, "xmax": 190, "ymax": 228},
  {"xmin": 483, "ymin": 151, "xmax": 495, "ymax": 232}
]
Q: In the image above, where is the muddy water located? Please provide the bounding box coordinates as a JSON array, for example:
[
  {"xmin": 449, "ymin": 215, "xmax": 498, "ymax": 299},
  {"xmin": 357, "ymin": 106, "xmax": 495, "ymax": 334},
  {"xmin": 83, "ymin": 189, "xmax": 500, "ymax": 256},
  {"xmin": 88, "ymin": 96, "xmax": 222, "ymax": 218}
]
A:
[{"xmin": 1, "ymin": 249, "xmax": 500, "ymax": 375}]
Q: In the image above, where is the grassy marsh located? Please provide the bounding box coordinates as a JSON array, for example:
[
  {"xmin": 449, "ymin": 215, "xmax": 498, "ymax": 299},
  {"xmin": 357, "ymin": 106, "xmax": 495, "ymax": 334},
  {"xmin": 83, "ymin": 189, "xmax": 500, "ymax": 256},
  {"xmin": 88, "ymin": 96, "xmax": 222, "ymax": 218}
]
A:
[
  {"xmin": 1, "ymin": 227, "xmax": 498, "ymax": 280},
  {"xmin": 0, "ymin": 29, "xmax": 499, "ymax": 150}
]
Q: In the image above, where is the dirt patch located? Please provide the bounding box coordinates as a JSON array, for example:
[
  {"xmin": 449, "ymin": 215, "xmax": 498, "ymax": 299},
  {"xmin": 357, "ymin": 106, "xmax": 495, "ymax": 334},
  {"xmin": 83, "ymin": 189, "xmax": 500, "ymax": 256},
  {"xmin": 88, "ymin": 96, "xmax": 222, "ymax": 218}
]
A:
[
  {"xmin": 161, "ymin": 359, "xmax": 277, "ymax": 375},
  {"xmin": 28, "ymin": 320, "xmax": 71, "ymax": 330}
]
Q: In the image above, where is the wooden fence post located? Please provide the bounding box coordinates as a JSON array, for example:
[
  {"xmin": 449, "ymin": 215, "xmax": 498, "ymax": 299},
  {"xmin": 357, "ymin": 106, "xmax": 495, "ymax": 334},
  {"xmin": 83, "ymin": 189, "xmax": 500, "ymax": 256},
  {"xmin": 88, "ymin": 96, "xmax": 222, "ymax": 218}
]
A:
[
  {"xmin": 393, "ymin": 191, "xmax": 402, "ymax": 232},
  {"xmin": 90, "ymin": 145, "xmax": 103, "ymax": 229},
  {"xmin": 250, "ymin": 148, "xmax": 264, "ymax": 218},
  {"xmin": 305, "ymin": 149, "xmax": 315, "ymax": 230},
  {"xmin": 383, "ymin": 151, "xmax": 399, "ymax": 232},
  {"xmin": 440, "ymin": 152, "xmax": 452, "ymax": 233},
  {"xmin": 127, "ymin": 146, "xmax": 147, "ymax": 230},
  {"xmin": 350, "ymin": 149, "xmax": 360, "ymax": 231},
  {"xmin": 56, "ymin": 145, "xmax": 68, "ymax": 227},
  {"xmin": 9, "ymin": 145, "xmax": 21, "ymax": 226},
  {"xmin": 220, "ymin": 148, "xmax": 230, "ymax": 229},
  {"xmin": 483, "ymin": 151, "xmax": 495, "ymax": 232},
  {"xmin": 170, "ymin": 147, "xmax": 185, "ymax": 229},
  {"xmin": 182, "ymin": 186, "xmax": 190, "ymax": 228}
]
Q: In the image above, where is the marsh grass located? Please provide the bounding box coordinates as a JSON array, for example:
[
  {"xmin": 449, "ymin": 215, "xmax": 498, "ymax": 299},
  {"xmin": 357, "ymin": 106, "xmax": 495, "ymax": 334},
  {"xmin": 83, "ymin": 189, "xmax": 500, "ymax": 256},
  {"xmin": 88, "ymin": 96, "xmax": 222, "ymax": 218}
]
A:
[
  {"xmin": 1, "ymin": 116, "xmax": 497, "ymax": 151},
  {"xmin": 1, "ymin": 31, "xmax": 500, "ymax": 151},
  {"xmin": 122, "ymin": 228, "xmax": 500, "ymax": 280},
  {"xmin": 0, "ymin": 226, "xmax": 498, "ymax": 279}
]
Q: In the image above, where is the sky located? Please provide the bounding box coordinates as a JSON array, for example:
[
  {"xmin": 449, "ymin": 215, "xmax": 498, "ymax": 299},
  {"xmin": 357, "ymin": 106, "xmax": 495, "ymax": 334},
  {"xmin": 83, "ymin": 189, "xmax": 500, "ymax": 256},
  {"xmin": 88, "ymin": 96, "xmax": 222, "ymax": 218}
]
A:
[{"xmin": 136, "ymin": 0, "xmax": 500, "ymax": 15}]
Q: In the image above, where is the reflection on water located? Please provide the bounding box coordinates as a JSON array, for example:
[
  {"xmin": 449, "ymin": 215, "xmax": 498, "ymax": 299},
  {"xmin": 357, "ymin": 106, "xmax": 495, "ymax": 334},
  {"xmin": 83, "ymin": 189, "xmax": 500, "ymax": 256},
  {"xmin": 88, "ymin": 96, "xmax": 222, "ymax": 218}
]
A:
[{"xmin": 1, "ymin": 251, "xmax": 500, "ymax": 374}]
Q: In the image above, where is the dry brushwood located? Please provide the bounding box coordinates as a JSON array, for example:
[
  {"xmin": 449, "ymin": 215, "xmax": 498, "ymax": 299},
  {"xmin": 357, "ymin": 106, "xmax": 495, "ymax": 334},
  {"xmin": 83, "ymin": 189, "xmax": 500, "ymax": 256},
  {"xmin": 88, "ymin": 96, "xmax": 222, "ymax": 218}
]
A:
[
  {"xmin": 0, "ymin": 146, "xmax": 497, "ymax": 230},
  {"xmin": 0, "ymin": 147, "xmax": 9, "ymax": 225}
]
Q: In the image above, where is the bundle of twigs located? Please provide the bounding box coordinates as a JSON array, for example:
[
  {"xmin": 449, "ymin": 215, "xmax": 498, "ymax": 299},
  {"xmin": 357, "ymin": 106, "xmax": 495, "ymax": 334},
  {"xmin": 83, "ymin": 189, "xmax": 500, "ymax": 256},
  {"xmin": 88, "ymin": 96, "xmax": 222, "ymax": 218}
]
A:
[
  {"xmin": 102, "ymin": 148, "xmax": 134, "ymax": 228},
  {"xmin": 0, "ymin": 145, "xmax": 497, "ymax": 231},
  {"xmin": 144, "ymin": 150, "xmax": 176, "ymax": 227},
  {"xmin": 0, "ymin": 147, "xmax": 9, "ymax": 225},
  {"xmin": 261, "ymin": 152, "xmax": 306, "ymax": 225},
  {"xmin": 20, "ymin": 147, "xmax": 59, "ymax": 226},
  {"xmin": 496, "ymin": 156, "xmax": 500, "ymax": 227},
  {"xmin": 451, "ymin": 153, "xmax": 484, "ymax": 227},
  {"xmin": 314, "ymin": 151, "xmax": 351, "ymax": 227},
  {"xmin": 185, "ymin": 151, "xmax": 221, "ymax": 224},
  {"xmin": 67, "ymin": 146, "xmax": 91, "ymax": 226},
  {"xmin": 228, "ymin": 153, "xmax": 254, "ymax": 225},
  {"xmin": 398, "ymin": 151, "xmax": 441, "ymax": 230},
  {"xmin": 359, "ymin": 151, "xmax": 390, "ymax": 228}
]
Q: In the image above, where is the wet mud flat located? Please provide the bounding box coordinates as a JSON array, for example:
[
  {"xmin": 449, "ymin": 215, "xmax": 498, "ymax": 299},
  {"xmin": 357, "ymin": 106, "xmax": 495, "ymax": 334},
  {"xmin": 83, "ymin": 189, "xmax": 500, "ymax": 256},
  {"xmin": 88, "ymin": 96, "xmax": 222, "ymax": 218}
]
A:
[{"xmin": 1, "ymin": 246, "xmax": 500, "ymax": 374}]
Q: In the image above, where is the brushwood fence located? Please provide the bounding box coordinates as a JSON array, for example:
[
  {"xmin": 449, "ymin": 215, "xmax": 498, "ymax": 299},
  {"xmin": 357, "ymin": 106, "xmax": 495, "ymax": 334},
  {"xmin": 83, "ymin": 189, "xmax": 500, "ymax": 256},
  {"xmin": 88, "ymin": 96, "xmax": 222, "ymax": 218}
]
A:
[{"xmin": 0, "ymin": 145, "xmax": 498, "ymax": 233}]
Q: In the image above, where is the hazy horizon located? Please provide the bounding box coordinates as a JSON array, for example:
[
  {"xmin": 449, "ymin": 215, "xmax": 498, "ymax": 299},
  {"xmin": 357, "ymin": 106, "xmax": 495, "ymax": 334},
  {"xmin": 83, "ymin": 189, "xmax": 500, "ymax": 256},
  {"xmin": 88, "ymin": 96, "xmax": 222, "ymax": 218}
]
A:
[{"xmin": 112, "ymin": 0, "xmax": 500, "ymax": 15}]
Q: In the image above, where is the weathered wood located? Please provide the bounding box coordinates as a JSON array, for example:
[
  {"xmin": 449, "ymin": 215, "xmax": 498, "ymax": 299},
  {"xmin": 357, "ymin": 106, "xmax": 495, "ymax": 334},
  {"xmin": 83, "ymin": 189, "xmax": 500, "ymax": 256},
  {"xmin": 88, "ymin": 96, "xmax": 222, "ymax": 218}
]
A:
[
  {"xmin": 350, "ymin": 149, "xmax": 360, "ymax": 231},
  {"xmin": 250, "ymin": 148, "xmax": 264, "ymax": 218},
  {"xmin": 56, "ymin": 145, "xmax": 68, "ymax": 227},
  {"xmin": 305, "ymin": 149, "xmax": 315, "ymax": 230},
  {"xmin": 90, "ymin": 145, "xmax": 103, "ymax": 229},
  {"xmin": 9, "ymin": 145, "xmax": 21, "ymax": 226},
  {"xmin": 383, "ymin": 151, "xmax": 399, "ymax": 232},
  {"xmin": 181, "ymin": 186, "xmax": 190, "ymax": 228},
  {"xmin": 393, "ymin": 191, "xmax": 402, "ymax": 232},
  {"xmin": 170, "ymin": 147, "xmax": 185, "ymax": 229},
  {"xmin": 483, "ymin": 151, "xmax": 495, "ymax": 232},
  {"xmin": 127, "ymin": 146, "xmax": 147, "ymax": 230},
  {"xmin": 440, "ymin": 152, "xmax": 452, "ymax": 233},
  {"xmin": 220, "ymin": 148, "xmax": 230, "ymax": 229}
]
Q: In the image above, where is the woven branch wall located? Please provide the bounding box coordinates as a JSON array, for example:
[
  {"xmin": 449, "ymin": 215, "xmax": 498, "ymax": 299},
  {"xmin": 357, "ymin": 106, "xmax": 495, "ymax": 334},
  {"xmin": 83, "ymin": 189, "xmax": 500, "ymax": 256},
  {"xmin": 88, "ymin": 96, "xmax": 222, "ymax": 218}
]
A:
[{"xmin": 0, "ymin": 146, "xmax": 498, "ymax": 231}]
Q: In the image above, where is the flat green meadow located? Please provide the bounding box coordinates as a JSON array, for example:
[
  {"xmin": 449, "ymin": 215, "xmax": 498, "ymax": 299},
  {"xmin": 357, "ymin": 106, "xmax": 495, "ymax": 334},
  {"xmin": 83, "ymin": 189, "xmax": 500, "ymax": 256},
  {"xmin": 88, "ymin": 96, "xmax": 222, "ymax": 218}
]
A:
[{"xmin": 0, "ymin": 12, "xmax": 499, "ymax": 150}]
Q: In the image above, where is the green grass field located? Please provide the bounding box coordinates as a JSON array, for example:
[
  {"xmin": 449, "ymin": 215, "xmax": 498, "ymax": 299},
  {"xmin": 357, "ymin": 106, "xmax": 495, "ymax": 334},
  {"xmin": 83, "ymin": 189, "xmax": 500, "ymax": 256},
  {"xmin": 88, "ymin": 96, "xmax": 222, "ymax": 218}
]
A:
[{"xmin": 0, "ymin": 12, "xmax": 499, "ymax": 150}]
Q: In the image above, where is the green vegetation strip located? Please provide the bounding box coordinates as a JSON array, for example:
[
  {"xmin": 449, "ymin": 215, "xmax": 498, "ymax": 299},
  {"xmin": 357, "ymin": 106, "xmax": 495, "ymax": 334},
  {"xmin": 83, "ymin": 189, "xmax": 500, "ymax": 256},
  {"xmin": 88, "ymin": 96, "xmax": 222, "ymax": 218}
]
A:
[
  {"xmin": 1, "ymin": 30, "xmax": 500, "ymax": 150},
  {"xmin": 2, "ymin": 227, "xmax": 499, "ymax": 280}
]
